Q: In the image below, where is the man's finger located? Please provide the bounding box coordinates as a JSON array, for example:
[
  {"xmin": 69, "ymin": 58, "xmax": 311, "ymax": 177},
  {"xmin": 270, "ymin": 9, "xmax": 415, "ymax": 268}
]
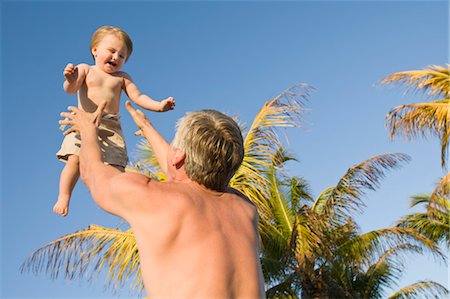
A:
[
  {"xmin": 125, "ymin": 100, "xmax": 135, "ymax": 114},
  {"xmin": 94, "ymin": 101, "xmax": 107, "ymax": 126},
  {"xmin": 63, "ymin": 127, "xmax": 77, "ymax": 136},
  {"xmin": 61, "ymin": 112, "xmax": 75, "ymax": 119},
  {"xmin": 134, "ymin": 130, "xmax": 142, "ymax": 136},
  {"xmin": 59, "ymin": 119, "xmax": 71, "ymax": 126},
  {"xmin": 68, "ymin": 106, "xmax": 81, "ymax": 114},
  {"xmin": 96, "ymin": 101, "xmax": 107, "ymax": 114}
]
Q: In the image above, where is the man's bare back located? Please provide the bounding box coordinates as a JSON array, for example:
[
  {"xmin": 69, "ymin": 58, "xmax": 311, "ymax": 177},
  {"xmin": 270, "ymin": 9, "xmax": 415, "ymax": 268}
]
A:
[{"xmin": 116, "ymin": 174, "xmax": 265, "ymax": 298}]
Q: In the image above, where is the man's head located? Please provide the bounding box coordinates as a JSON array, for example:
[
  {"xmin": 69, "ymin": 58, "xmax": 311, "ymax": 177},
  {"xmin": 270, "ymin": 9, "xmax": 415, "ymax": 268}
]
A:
[
  {"xmin": 90, "ymin": 26, "xmax": 133, "ymax": 62},
  {"xmin": 172, "ymin": 110, "xmax": 244, "ymax": 191}
]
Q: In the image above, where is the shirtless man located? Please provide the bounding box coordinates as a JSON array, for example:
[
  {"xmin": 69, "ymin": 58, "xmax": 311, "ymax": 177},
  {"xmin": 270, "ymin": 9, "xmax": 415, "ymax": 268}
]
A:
[{"xmin": 60, "ymin": 101, "xmax": 266, "ymax": 298}]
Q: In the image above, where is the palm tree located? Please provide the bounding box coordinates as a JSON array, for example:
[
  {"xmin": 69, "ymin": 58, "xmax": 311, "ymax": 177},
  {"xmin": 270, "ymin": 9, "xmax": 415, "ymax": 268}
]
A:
[
  {"xmin": 21, "ymin": 83, "xmax": 314, "ymax": 294},
  {"xmin": 381, "ymin": 64, "xmax": 450, "ymax": 169},
  {"xmin": 261, "ymin": 153, "xmax": 448, "ymax": 298}
]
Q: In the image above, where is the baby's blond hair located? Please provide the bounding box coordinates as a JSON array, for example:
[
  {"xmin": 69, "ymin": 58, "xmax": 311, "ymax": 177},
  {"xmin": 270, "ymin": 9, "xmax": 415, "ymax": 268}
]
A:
[
  {"xmin": 173, "ymin": 110, "xmax": 244, "ymax": 191},
  {"xmin": 90, "ymin": 25, "xmax": 133, "ymax": 62}
]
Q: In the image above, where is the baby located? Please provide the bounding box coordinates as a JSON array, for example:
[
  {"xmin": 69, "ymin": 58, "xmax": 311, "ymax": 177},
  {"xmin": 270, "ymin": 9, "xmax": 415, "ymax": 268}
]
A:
[{"xmin": 54, "ymin": 25, "xmax": 175, "ymax": 216}]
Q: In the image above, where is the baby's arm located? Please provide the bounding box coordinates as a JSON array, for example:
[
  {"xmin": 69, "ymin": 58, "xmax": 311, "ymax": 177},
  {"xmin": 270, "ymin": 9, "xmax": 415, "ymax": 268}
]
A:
[
  {"xmin": 122, "ymin": 73, "xmax": 175, "ymax": 112},
  {"xmin": 63, "ymin": 63, "xmax": 89, "ymax": 94}
]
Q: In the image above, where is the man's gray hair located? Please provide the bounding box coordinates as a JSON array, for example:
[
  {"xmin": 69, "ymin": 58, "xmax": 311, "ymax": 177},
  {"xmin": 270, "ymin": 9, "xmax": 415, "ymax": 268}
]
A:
[{"xmin": 172, "ymin": 110, "xmax": 244, "ymax": 191}]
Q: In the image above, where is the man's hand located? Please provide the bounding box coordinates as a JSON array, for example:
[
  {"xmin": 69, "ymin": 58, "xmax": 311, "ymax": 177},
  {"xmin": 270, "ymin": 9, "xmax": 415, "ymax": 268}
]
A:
[
  {"xmin": 126, "ymin": 100, "xmax": 152, "ymax": 136},
  {"xmin": 159, "ymin": 97, "xmax": 175, "ymax": 112},
  {"xmin": 60, "ymin": 101, "xmax": 106, "ymax": 136},
  {"xmin": 63, "ymin": 63, "xmax": 79, "ymax": 83}
]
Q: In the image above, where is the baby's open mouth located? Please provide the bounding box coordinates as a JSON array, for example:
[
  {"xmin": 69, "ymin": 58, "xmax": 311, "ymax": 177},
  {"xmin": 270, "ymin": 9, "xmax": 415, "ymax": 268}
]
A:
[{"xmin": 107, "ymin": 61, "xmax": 117, "ymax": 66}]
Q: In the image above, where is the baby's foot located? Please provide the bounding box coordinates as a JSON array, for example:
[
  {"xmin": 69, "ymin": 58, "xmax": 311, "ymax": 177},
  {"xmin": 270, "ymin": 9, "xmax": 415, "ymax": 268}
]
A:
[{"xmin": 53, "ymin": 195, "xmax": 70, "ymax": 217}]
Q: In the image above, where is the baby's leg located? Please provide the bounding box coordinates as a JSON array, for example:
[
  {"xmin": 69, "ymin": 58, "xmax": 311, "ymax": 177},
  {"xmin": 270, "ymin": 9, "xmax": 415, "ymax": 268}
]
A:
[{"xmin": 53, "ymin": 155, "xmax": 80, "ymax": 217}]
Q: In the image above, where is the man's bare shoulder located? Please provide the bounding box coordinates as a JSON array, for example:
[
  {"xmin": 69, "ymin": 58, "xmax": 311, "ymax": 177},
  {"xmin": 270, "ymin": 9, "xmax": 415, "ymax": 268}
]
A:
[
  {"xmin": 107, "ymin": 172, "xmax": 171, "ymax": 219},
  {"xmin": 225, "ymin": 187, "xmax": 256, "ymax": 207},
  {"xmin": 224, "ymin": 187, "xmax": 259, "ymax": 220},
  {"xmin": 110, "ymin": 171, "xmax": 161, "ymax": 194}
]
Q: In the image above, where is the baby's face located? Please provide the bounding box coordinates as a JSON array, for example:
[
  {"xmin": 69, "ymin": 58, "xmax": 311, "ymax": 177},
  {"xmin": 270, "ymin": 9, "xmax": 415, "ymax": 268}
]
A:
[{"xmin": 92, "ymin": 34, "xmax": 128, "ymax": 73}]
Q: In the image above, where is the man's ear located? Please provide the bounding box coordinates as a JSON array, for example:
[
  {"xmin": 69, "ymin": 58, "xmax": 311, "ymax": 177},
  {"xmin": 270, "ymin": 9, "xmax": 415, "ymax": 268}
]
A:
[{"xmin": 172, "ymin": 149, "xmax": 186, "ymax": 169}]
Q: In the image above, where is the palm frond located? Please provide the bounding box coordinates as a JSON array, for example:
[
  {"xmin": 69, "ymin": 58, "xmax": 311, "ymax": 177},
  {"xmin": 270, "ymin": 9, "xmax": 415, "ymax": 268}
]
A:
[
  {"xmin": 398, "ymin": 174, "xmax": 450, "ymax": 246},
  {"xmin": 265, "ymin": 273, "xmax": 299, "ymax": 299},
  {"xmin": 397, "ymin": 211, "xmax": 450, "ymax": 247},
  {"xmin": 128, "ymin": 139, "xmax": 166, "ymax": 181},
  {"xmin": 398, "ymin": 192, "xmax": 449, "ymax": 247},
  {"xmin": 388, "ymin": 280, "xmax": 449, "ymax": 299},
  {"xmin": 20, "ymin": 225, "xmax": 143, "ymax": 294},
  {"xmin": 291, "ymin": 210, "xmax": 325, "ymax": 266},
  {"xmin": 287, "ymin": 177, "xmax": 313, "ymax": 211},
  {"xmin": 382, "ymin": 64, "xmax": 450, "ymax": 169},
  {"xmin": 266, "ymin": 163, "xmax": 296, "ymax": 236},
  {"xmin": 311, "ymin": 153, "xmax": 410, "ymax": 223},
  {"xmin": 431, "ymin": 172, "xmax": 450, "ymax": 205},
  {"xmin": 385, "ymin": 100, "xmax": 450, "ymax": 168},
  {"xmin": 334, "ymin": 227, "xmax": 445, "ymax": 267},
  {"xmin": 260, "ymin": 224, "xmax": 292, "ymax": 283},
  {"xmin": 361, "ymin": 244, "xmax": 423, "ymax": 297},
  {"xmin": 231, "ymin": 83, "xmax": 314, "ymax": 219},
  {"xmin": 381, "ymin": 64, "xmax": 450, "ymax": 97},
  {"xmin": 386, "ymin": 100, "xmax": 450, "ymax": 139}
]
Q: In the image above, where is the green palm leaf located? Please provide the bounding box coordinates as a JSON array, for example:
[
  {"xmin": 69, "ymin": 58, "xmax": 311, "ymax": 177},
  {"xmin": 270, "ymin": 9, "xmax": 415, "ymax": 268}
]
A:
[
  {"xmin": 128, "ymin": 139, "xmax": 166, "ymax": 181},
  {"xmin": 381, "ymin": 64, "xmax": 450, "ymax": 97},
  {"xmin": 311, "ymin": 153, "xmax": 411, "ymax": 223},
  {"xmin": 382, "ymin": 64, "xmax": 450, "ymax": 168},
  {"xmin": 231, "ymin": 83, "xmax": 314, "ymax": 220},
  {"xmin": 21, "ymin": 224, "xmax": 143, "ymax": 294},
  {"xmin": 360, "ymin": 244, "xmax": 423, "ymax": 299},
  {"xmin": 334, "ymin": 227, "xmax": 444, "ymax": 267},
  {"xmin": 386, "ymin": 100, "xmax": 450, "ymax": 168},
  {"xmin": 388, "ymin": 281, "xmax": 449, "ymax": 299},
  {"xmin": 398, "ymin": 174, "xmax": 450, "ymax": 246},
  {"xmin": 430, "ymin": 172, "xmax": 450, "ymax": 208}
]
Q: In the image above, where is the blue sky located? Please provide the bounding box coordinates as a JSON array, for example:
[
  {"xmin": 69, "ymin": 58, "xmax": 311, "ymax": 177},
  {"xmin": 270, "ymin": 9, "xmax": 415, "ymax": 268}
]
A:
[{"xmin": 1, "ymin": 0, "xmax": 448, "ymax": 298}]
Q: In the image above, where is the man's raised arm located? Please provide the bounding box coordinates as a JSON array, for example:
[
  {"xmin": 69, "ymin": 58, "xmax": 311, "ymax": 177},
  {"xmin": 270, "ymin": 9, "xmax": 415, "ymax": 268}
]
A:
[
  {"xmin": 60, "ymin": 103, "xmax": 130, "ymax": 217},
  {"xmin": 125, "ymin": 101, "xmax": 170, "ymax": 175}
]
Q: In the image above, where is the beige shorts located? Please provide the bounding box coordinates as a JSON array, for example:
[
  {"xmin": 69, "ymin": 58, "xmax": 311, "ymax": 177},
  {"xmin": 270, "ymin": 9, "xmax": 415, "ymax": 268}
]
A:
[{"xmin": 56, "ymin": 114, "xmax": 128, "ymax": 168}]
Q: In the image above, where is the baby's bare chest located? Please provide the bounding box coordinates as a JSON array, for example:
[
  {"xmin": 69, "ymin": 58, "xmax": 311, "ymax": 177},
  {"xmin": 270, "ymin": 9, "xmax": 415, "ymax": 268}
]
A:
[{"xmin": 85, "ymin": 71, "xmax": 123, "ymax": 92}]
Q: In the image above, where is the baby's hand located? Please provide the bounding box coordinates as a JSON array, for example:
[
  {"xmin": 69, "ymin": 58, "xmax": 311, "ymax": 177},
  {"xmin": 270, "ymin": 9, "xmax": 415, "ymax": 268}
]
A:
[
  {"xmin": 63, "ymin": 63, "xmax": 78, "ymax": 83},
  {"xmin": 160, "ymin": 97, "xmax": 175, "ymax": 112}
]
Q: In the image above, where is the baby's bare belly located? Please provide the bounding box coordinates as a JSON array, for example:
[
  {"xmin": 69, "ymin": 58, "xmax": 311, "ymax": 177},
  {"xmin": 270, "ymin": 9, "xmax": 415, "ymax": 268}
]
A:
[{"xmin": 78, "ymin": 87, "xmax": 121, "ymax": 114}]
